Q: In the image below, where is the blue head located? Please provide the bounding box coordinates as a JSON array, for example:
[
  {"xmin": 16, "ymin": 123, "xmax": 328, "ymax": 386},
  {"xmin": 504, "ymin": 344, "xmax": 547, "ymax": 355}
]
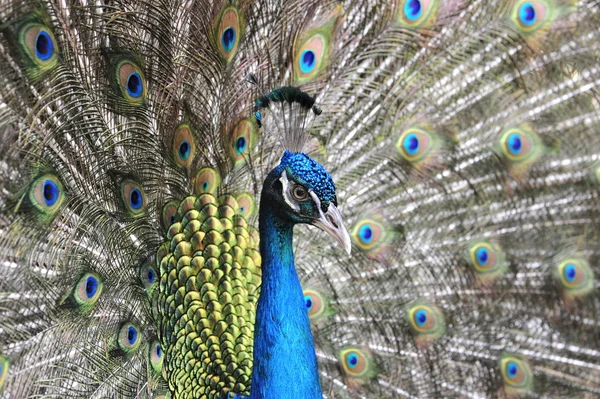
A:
[{"xmin": 261, "ymin": 151, "xmax": 351, "ymax": 253}]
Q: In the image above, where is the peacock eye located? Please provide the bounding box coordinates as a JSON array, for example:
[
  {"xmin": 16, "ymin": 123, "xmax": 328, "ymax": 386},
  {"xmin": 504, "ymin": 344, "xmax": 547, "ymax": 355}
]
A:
[{"xmin": 291, "ymin": 185, "xmax": 309, "ymax": 201}]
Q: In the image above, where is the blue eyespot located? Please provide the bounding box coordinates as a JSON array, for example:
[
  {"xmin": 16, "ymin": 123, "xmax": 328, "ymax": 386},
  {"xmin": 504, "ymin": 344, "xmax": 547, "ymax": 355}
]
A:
[
  {"xmin": 304, "ymin": 295, "xmax": 313, "ymax": 310},
  {"xmin": 563, "ymin": 263, "xmax": 577, "ymax": 283},
  {"xmin": 347, "ymin": 352, "xmax": 359, "ymax": 369},
  {"xmin": 156, "ymin": 344, "xmax": 162, "ymax": 358},
  {"xmin": 404, "ymin": 0, "xmax": 423, "ymax": 21},
  {"xmin": 147, "ymin": 268, "xmax": 156, "ymax": 284},
  {"xmin": 507, "ymin": 133, "xmax": 522, "ymax": 155},
  {"xmin": 415, "ymin": 309, "xmax": 428, "ymax": 327},
  {"xmin": 35, "ymin": 31, "xmax": 54, "ymax": 61},
  {"xmin": 221, "ymin": 27, "xmax": 236, "ymax": 53},
  {"xmin": 127, "ymin": 326, "xmax": 138, "ymax": 345},
  {"xmin": 518, "ymin": 2, "xmax": 536, "ymax": 26},
  {"xmin": 141, "ymin": 264, "xmax": 158, "ymax": 290},
  {"xmin": 403, "ymin": 133, "xmax": 420, "ymax": 156},
  {"xmin": 235, "ymin": 136, "xmax": 247, "ymax": 154},
  {"xmin": 358, "ymin": 224, "xmax": 373, "ymax": 244},
  {"xmin": 299, "ymin": 50, "xmax": 316, "ymax": 73},
  {"xmin": 43, "ymin": 179, "xmax": 59, "ymax": 206},
  {"xmin": 85, "ymin": 276, "xmax": 98, "ymax": 298},
  {"xmin": 170, "ymin": 215, "xmax": 176, "ymax": 224},
  {"xmin": 179, "ymin": 141, "xmax": 191, "ymax": 160},
  {"xmin": 506, "ymin": 361, "xmax": 519, "ymax": 379},
  {"xmin": 254, "ymin": 111, "xmax": 262, "ymax": 123},
  {"xmin": 202, "ymin": 181, "xmax": 209, "ymax": 191},
  {"xmin": 130, "ymin": 188, "xmax": 142, "ymax": 210},
  {"xmin": 126, "ymin": 72, "xmax": 143, "ymax": 98},
  {"xmin": 475, "ymin": 247, "xmax": 489, "ymax": 266}
]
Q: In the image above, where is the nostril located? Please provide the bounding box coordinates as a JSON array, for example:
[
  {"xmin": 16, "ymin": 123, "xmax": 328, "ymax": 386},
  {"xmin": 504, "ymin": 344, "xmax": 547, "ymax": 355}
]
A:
[{"xmin": 326, "ymin": 214, "xmax": 338, "ymax": 228}]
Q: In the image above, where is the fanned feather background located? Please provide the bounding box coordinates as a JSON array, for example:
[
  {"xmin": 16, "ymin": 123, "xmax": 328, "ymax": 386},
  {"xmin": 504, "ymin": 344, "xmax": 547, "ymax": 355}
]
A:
[{"xmin": 1, "ymin": 0, "xmax": 600, "ymax": 398}]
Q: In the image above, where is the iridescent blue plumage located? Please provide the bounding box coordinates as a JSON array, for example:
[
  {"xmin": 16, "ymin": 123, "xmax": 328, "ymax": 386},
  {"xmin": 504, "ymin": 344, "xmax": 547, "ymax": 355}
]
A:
[{"xmin": 250, "ymin": 151, "xmax": 348, "ymax": 398}]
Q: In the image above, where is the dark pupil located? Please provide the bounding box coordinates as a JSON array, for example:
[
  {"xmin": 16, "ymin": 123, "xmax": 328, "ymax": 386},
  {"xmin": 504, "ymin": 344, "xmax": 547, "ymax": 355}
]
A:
[
  {"xmin": 131, "ymin": 190, "xmax": 140, "ymax": 206},
  {"xmin": 350, "ymin": 355, "xmax": 358, "ymax": 365},
  {"xmin": 417, "ymin": 313, "xmax": 427, "ymax": 324},
  {"xmin": 306, "ymin": 298, "xmax": 312, "ymax": 308},
  {"xmin": 223, "ymin": 28, "xmax": 235, "ymax": 46},
  {"xmin": 479, "ymin": 251, "xmax": 488, "ymax": 263},
  {"xmin": 179, "ymin": 141, "xmax": 189, "ymax": 156},
  {"xmin": 236, "ymin": 137, "xmax": 246, "ymax": 150},
  {"xmin": 37, "ymin": 33, "xmax": 50, "ymax": 56},
  {"xmin": 408, "ymin": 136, "xmax": 419, "ymax": 151},
  {"xmin": 566, "ymin": 266, "xmax": 576, "ymax": 279},
  {"xmin": 511, "ymin": 137, "xmax": 522, "ymax": 151},
  {"xmin": 524, "ymin": 5, "xmax": 535, "ymax": 21},
  {"xmin": 303, "ymin": 50, "xmax": 315, "ymax": 66},
  {"xmin": 86, "ymin": 278, "xmax": 95, "ymax": 294},
  {"xmin": 128, "ymin": 328, "xmax": 135, "ymax": 342},
  {"xmin": 203, "ymin": 181, "xmax": 209, "ymax": 190},
  {"xmin": 363, "ymin": 227, "xmax": 372, "ymax": 240},
  {"xmin": 128, "ymin": 74, "xmax": 141, "ymax": 93},
  {"xmin": 156, "ymin": 345, "xmax": 162, "ymax": 357},
  {"xmin": 170, "ymin": 215, "xmax": 176, "ymax": 224},
  {"xmin": 147, "ymin": 269, "xmax": 154, "ymax": 281},
  {"xmin": 408, "ymin": 0, "xmax": 421, "ymax": 16},
  {"xmin": 43, "ymin": 182, "xmax": 55, "ymax": 201},
  {"xmin": 295, "ymin": 188, "xmax": 304, "ymax": 197},
  {"xmin": 508, "ymin": 364, "xmax": 517, "ymax": 375}
]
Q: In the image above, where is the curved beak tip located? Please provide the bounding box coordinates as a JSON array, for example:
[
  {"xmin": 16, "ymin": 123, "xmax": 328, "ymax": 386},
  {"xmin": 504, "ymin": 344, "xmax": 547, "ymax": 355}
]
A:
[{"xmin": 312, "ymin": 203, "xmax": 352, "ymax": 256}]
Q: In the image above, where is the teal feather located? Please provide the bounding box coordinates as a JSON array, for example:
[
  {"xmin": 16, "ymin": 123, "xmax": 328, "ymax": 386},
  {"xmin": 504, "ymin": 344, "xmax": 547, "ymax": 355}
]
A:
[{"xmin": 1, "ymin": 0, "xmax": 600, "ymax": 398}]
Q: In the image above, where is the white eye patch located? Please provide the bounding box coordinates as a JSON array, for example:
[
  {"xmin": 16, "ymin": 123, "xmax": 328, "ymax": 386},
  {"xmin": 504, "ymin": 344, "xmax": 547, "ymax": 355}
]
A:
[{"xmin": 279, "ymin": 170, "xmax": 300, "ymax": 212}]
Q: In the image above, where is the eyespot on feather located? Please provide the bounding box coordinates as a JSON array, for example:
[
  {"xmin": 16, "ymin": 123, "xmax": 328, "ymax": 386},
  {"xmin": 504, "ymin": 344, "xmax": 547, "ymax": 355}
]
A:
[
  {"xmin": 228, "ymin": 119, "xmax": 258, "ymax": 166},
  {"xmin": 350, "ymin": 216, "xmax": 394, "ymax": 256},
  {"xmin": 406, "ymin": 301, "xmax": 446, "ymax": 342},
  {"xmin": 171, "ymin": 124, "xmax": 196, "ymax": 168},
  {"xmin": 115, "ymin": 59, "xmax": 146, "ymax": 104},
  {"xmin": 498, "ymin": 126, "xmax": 543, "ymax": 178},
  {"xmin": 499, "ymin": 355, "xmax": 533, "ymax": 394},
  {"xmin": 338, "ymin": 347, "xmax": 376, "ymax": 381},
  {"xmin": 73, "ymin": 273, "xmax": 103, "ymax": 311},
  {"xmin": 195, "ymin": 167, "xmax": 221, "ymax": 194},
  {"xmin": 20, "ymin": 23, "xmax": 58, "ymax": 70},
  {"xmin": 396, "ymin": 0, "xmax": 439, "ymax": 28},
  {"xmin": 162, "ymin": 200, "xmax": 180, "ymax": 232},
  {"xmin": 29, "ymin": 174, "xmax": 65, "ymax": 216},
  {"xmin": 293, "ymin": 5, "xmax": 342, "ymax": 83},
  {"xmin": 555, "ymin": 258, "xmax": 594, "ymax": 299},
  {"xmin": 303, "ymin": 289, "xmax": 327, "ymax": 321},
  {"xmin": 120, "ymin": 180, "xmax": 147, "ymax": 216},
  {"xmin": 468, "ymin": 241, "xmax": 507, "ymax": 282},
  {"xmin": 118, "ymin": 323, "xmax": 142, "ymax": 353},
  {"xmin": 395, "ymin": 125, "xmax": 441, "ymax": 170},
  {"xmin": 141, "ymin": 263, "xmax": 158, "ymax": 291},
  {"xmin": 215, "ymin": 6, "xmax": 244, "ymax": 61},
  {"xmin": 236, "ymin": 193, "xmax": 256, "ymax": 218},
  {"xmin": 149, "ymin": 340, "xmax": 164, "ymax": 374},
  {"xmin": 510, "ymin": 0, "xmax": 556, "ymax": 35}
]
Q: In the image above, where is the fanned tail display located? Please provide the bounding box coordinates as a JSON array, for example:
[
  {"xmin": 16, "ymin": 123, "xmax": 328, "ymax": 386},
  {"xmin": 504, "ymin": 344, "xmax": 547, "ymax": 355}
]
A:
[{"xmin": 1, "ymin": 0, "xmax": 600, "ymax": 398}]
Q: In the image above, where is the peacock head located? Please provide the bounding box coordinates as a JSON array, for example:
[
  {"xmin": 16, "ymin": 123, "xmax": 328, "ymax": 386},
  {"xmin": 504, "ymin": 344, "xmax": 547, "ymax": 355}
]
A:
[{"xmin": 262, "ymin": 150, "xmax": 351, "ymax": 254}]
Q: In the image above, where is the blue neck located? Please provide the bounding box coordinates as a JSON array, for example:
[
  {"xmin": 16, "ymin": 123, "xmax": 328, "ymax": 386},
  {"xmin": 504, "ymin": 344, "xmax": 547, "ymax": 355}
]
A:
[{"xmin": 249, "ymin": 204, "xmax": 322, "ymax": 399}]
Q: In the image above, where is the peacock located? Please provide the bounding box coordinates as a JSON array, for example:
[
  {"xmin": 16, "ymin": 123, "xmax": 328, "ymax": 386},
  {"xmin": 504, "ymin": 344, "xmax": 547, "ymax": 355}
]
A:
[{"xmin": 1, "ymin": 0, "xmax": 600, "ymax": 397}]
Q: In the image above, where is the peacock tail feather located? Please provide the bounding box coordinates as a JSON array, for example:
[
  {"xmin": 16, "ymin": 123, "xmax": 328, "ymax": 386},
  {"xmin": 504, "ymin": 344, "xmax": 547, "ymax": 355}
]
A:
[{"xmin": 1, "ymin": 0, "xmax": 600, "ymax": 398}]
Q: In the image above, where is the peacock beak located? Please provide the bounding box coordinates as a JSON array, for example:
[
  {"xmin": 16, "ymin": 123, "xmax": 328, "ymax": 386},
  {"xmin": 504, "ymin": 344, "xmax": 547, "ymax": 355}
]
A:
[{"xmin": 311, "ymin": 202, "xmax": 352, "ymax": 255}]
